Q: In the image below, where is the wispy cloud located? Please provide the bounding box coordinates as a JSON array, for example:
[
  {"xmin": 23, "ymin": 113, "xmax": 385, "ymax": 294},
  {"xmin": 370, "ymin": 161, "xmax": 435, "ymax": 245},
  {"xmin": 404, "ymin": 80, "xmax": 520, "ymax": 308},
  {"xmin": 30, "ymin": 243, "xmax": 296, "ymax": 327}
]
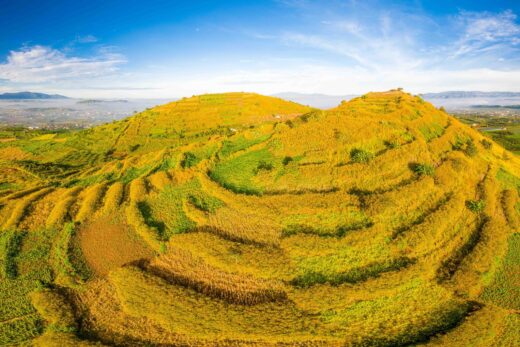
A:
[
  {"xmin": 268, "ymin": 6, "xmax": 520, "ymax": 74},
  {"xmin": 280, "ymin": 33, "xmax": 373, "ymax": 68},
  {"xmin": 452, "ymin": 10, "xmax": 520, "ymax": 60},
  {"xmin": 279, "ymin": 12, "xmax": 424, "ymax": 73},
  {"xmin": 322, "ymin": 20, "xmax": 362, "ymax": 35},
  {"xmin": 461, "ymin": 10, "xmax": 519, "ymax": 42},
  {"xmin": 0, "ymin": 45, "xmax": 126, "ymax": 83},
  {"xmin": 74, "ymin": 35, "xmax": 98, "ymax": 44}
]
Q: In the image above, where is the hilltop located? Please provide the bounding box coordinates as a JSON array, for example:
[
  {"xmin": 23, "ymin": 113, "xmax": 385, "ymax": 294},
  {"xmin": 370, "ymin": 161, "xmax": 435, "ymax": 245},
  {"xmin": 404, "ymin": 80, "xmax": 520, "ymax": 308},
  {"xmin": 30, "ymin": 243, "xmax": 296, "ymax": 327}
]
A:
[
  {"xmin": 0, "ymin": 91, "xmax": 69, "ymax": 99},
  {"xmin": 0, "ymin": 90, "xmax": 518, "ymax": 346}
]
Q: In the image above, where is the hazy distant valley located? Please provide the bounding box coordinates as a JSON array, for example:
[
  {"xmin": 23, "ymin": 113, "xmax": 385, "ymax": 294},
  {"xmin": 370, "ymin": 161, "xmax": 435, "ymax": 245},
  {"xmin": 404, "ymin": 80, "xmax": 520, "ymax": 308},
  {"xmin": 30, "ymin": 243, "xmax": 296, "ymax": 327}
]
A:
[{"xmin": 0, "ymin": 98, "xmax": 170, "ymax": 129}]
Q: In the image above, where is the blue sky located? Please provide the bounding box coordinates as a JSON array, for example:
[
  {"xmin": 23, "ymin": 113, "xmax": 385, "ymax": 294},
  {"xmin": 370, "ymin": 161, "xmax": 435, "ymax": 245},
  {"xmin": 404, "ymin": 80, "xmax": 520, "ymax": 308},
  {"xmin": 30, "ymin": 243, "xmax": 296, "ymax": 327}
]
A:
[{"xmin": 1, "ymin": 0, "xmax": 520, "ymax": 98}]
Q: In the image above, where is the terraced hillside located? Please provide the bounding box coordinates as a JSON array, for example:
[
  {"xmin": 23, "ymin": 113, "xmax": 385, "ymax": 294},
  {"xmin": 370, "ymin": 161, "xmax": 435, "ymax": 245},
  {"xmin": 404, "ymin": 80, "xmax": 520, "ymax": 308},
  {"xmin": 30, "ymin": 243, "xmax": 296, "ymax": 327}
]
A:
[{"xmin": 0, "ymin": 91, "xmax": 518, "ymax": 346}]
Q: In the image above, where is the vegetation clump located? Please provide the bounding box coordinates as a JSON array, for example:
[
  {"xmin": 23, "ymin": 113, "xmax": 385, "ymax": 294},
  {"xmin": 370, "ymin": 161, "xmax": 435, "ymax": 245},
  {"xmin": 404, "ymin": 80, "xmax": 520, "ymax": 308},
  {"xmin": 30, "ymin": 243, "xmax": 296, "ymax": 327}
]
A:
[
  {"xmin": 453, "ymin": 137, "xmax": 478, "ymax": 157},
  {"xmin": 410, "ymin": 163, "xmax": 435, "ymax": 176},
  {"xmin": 256, "ymin": 160, "xmax": 274, "ymax": 172},
  {"xmin": 52, "ymin": 223, "xmax": 91, "ymax": 286},
  {"xmin": 282, "ymin": 156, "xmax": 293, "ymax": 165},
  {"xmin": 466, "ymin": 199, "xmax": 486, "ymax": 213},
  {"xmin": 350, "ymin": 148, "xmax": 374, "ymax": 163},
  {"xmin": 2, "ymin": 230, "xmax": 26, "ymax": 279},
  {"xmin": 181, "ymin": 152, "xmax": 198, "ymax": 168},
  {"xmin": 481, "ymin": 138, "xmax": 493, "ymax": 150}
]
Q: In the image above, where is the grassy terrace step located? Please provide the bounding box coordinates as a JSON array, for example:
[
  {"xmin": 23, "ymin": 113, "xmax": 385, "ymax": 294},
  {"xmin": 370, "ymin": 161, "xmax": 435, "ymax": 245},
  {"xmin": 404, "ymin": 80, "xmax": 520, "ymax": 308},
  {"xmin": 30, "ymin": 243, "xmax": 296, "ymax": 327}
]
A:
[
  {"xmin": 1, "ymin": 230, "xmax": 27, "ymax": 279},
  {"xmin": 291, "ymin": 257, "xmax": 415, "ymax": 287},
  {"xmin": 391, "ymin": 193, "xmax": 453, "ymax": 239},
  {"xmin": 52, "ymin": 223, "xmax": 91, "ymax": 286},
  {"xmin": 100, "ymin": 182, "xmax": 124, "ymax": 214},
  {"xmin": 281, "ymin": 218, "xmax": 373, "ymax": 238},
  {"xmin": 75, "ymin": 183, "xmax": 107, "ymax": 223},
  {"xmin": 46, "ymin": 187, "xmax": 82, "ymax": 227},
  {"xmin": 108, "ymin": 266, "xmax": 333, "ymax": 343},
  {"xmin": 2, "ymin": 187, "xmax": 54, "ymax": 230},
  {"xmin": 436, "ymin": 217, "xmax": 487, "ymax": 283},
  {"xmin": 0, "ymin": 186, "xmax": 44, "ymax": 206},
  {"xmin": 146, "ymin": 249, "xmax": 287, "ymax": 305},
  {"xmin": 481, "ymin": 233, "xmax": 520, "ymax": 309}
]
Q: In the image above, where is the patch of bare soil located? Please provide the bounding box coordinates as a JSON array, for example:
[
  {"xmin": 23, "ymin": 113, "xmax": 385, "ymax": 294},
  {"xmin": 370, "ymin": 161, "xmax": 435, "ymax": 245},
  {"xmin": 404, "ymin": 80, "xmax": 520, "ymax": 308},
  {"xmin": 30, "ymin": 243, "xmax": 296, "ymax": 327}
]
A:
[{"xmin": 78, "ymin": 214, "xmax": 155, "ymax": 276}]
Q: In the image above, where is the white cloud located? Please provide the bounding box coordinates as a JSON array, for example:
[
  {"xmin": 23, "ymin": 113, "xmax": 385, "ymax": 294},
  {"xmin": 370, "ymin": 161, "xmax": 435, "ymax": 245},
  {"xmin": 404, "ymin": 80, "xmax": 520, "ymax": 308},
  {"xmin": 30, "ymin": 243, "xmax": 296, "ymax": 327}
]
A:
[
  {"xmin": 198, "ymin": 65, "xmax": 520, "ymax": 95},
  {"xmin": 0, "ymin": 45, "xmax": 126, "ymax": 83},
  {"xmin": 453, "ymin": 10, "xmax": 520, "ymax": 58},
  {"xmin": 462, "ymin": 10, "xmax": 519, "ymax": 41},
  {"xmin": 322, "ymin": 20, "xmax": 362, "ymax": 35}
]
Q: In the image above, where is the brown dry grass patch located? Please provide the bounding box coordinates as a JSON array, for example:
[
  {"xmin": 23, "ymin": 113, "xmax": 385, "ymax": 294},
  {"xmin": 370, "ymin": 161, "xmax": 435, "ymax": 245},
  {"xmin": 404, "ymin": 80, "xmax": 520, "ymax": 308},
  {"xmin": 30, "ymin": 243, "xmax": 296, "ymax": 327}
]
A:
[
  {"xmin": 77, "ymin": 214, "xmax": 155, "ymax": 277},
  {"xmin": 147, "ymin": 248, "xmax": 287, "ymax": 305}
]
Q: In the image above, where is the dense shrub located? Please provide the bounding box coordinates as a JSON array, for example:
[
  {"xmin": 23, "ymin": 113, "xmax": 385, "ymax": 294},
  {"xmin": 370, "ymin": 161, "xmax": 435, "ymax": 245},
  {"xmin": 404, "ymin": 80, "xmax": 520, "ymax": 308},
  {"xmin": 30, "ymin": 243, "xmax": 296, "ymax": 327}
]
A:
[
  {"xmin": 481, "ymin": 139, "xmax": 493, "ymax": 149},
  {"xmin": 384, "ymin": 138, "xmax": 400, "ymax": 149},
  {"xmin": 3, "ymin": 230, "xmax": 27, "ymax": 279},
  {"xmin": 466, "ymin": 199, "xmax": 485, "ymax": 213},
  {"xmin": 188, "ymin": 193, "xmax": 223, "ymax": 213},
  {"xmin": 256, "ymin": 160, "xmax": 274, "ymax": 171},
  {"xmin": 453, "ymin": 138, "xmax": 478, "ymax": 157},
  {"xmin": 350, "ymin": 148, "xmax": 374, "ymax": 163},
  {"xmin": 181, "ymin": 152, "xmax": 198, "ymax": 168},
  {"xmin": 410, "ymin": 163, "xmax": 435, "ymax": 176},
  {"xmin": 464, "ymin": 139, "xmax": 478, "ymax": 157}
]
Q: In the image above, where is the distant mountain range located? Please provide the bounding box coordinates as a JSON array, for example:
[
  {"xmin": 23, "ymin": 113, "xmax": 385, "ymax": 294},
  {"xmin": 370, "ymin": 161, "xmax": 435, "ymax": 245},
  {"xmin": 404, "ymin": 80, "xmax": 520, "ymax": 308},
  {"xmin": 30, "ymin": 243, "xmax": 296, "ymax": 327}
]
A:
[
  {"xmin": 2, "ymin": 90, "xmax": 520, "ymax": 105},
  {"xmin": 0, "ymin": 91, "xmax": 68, "ymax": 99},
  {"xmin": 77, "ymin": 99, "xmax": 128, "ymax": 104},
  {"xmin": 420, "ymin": 91, "xmax": 520, "ymax": 99},
  {"xmin": 472, "ymin": 104, "xmax": 520, "ymax": 109},
  {"xmin": 274, "ymin": 91, "xmax": 520, "ymax": 109}
]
